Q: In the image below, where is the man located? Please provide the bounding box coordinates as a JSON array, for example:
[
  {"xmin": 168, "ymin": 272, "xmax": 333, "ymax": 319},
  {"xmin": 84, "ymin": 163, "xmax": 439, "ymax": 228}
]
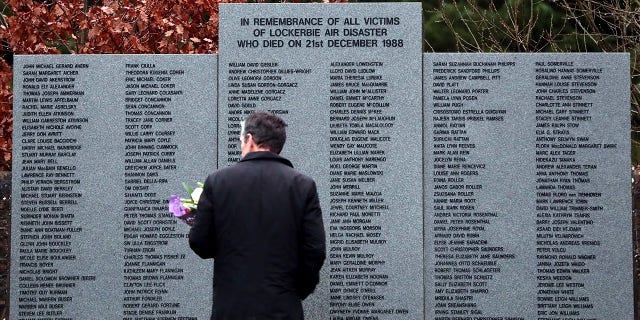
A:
[{"xmin": 189, "ymin": 111, "xmax": 326, "ymax": 320}]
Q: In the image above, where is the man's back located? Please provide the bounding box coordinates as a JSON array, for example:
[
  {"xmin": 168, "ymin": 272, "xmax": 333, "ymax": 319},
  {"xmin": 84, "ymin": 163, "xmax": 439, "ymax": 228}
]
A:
[{"xmin": 189, "ymin": 151, "xmax": 326, "ymax": 320}]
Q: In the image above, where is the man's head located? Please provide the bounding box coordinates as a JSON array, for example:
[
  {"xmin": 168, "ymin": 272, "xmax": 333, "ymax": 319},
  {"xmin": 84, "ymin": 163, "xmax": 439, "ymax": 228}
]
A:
[{"xmin": 240, "ymin": 111, "xmax": 287, "ymax": 157}]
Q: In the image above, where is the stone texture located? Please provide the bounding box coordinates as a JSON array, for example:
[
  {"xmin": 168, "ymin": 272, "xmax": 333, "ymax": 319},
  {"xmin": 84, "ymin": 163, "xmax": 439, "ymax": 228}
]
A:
[{"xmin": 423, "ymin": 52, "xmax": 632, "ymax": 320}]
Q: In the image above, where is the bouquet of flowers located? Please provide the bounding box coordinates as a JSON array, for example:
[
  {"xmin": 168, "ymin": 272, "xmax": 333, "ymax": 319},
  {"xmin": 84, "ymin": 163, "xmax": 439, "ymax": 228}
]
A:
[{"xmin": 168, "ymin": 182, "xmax": 203, "ymax": 226}]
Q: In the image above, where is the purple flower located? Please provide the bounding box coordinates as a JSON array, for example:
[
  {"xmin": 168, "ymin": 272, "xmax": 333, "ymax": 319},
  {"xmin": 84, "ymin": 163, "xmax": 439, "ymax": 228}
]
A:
[{"xmin": 168, "ymin": 195, "xmax": 187, "ymax": 217}]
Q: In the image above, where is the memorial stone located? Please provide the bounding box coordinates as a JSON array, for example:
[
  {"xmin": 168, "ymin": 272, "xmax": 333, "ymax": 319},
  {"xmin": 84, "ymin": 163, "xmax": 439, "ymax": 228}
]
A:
[
  {"xmin": 218, "ymin": 3, "xmax": 424, "ymax": 319},
  {"xmin": 11, "ymin": 55, "xmax": 216, "ymax": 320},
  {"xmin": 423, "ymin": 53, "xmax": 632, "ymax": 320},
  {"xmin": 8, "ymin": 5, "xmax": 634, "ymax": 320}
]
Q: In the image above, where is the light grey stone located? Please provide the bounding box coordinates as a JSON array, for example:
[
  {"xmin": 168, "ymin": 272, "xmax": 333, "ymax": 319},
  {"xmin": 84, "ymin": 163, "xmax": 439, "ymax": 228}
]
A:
[
  {"xmin": 423, "ymin": 53, "xmax": 632, "ymax": 320},
  {"xmin": 11, "ymin": 54, "xmax": 216, "ymax": 319},
  {"xmin": 219, "ymin": 3, "xmax": 424, "ymax": 319}
]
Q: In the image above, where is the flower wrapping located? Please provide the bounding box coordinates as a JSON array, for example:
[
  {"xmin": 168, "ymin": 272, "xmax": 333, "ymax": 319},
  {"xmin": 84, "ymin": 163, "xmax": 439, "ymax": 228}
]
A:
[{"xmin": 168, "ymin": 182, "xmax": 203, "ymax": 226}]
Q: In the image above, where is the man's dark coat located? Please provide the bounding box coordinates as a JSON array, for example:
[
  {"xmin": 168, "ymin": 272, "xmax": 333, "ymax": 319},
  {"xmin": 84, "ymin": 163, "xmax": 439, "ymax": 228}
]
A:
[{"xmin": 189, "ymin": 151, "xmax": 326, "ymax": 320}]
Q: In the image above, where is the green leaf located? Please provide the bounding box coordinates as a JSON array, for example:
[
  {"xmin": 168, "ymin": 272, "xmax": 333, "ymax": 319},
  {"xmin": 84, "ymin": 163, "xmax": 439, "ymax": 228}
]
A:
[{"xmin": 182, "ymin": 182, "xmax": 194, "ymax": 196}]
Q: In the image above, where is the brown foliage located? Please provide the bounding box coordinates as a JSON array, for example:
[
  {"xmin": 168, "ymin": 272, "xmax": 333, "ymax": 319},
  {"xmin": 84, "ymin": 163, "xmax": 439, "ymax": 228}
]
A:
[
  {"xmin": 0, "ymin": 58, "xmax": 11, "ymax": 171},
  {"xmin": 2, "ymin": 0, "xmax": 229, "ymax": 55}
]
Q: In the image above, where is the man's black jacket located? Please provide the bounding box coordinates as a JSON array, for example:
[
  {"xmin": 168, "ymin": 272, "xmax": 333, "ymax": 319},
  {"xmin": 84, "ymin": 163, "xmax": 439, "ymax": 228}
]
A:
[{"xmin": 189, "ymin": 151, "xmax": 326, "ymax": 320}]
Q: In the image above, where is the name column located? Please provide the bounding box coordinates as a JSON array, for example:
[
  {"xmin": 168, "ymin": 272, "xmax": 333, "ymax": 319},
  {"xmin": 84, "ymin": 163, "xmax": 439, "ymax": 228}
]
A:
[
  {"xmin": 326, "ymin": 60, "xmax": 395, "ymax": 317},
  {"xmin": 532, "ymin": 55, "xmax": 631, "ymax": 320},
  {"xmin": 424, "ymin": 54, "xmax": 529, "ymax": 320},
  {"xmin": 13, "ymin": 61, "xmax": 94, "ymax": 320}
]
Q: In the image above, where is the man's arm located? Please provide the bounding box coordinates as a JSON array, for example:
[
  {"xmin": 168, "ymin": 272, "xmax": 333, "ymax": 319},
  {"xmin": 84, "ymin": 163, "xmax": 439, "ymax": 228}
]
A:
[
  {"xmin": 297, "ymin": 180, "xmax": 326, "ymax": 300},
  {"xmin": 188, "ymin": 176, "xmax": 216, "ymax": 259}
]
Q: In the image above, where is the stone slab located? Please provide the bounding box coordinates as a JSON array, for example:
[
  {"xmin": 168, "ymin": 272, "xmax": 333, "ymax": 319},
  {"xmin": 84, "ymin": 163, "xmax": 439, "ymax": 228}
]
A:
[
  {"xmin": 218, "ymin": 3, "xmax": 424, "ymax": 319},
  {"xmin": 423, "ymin": 53, "xmax": 632, "ymax": 320},
  {"xmin": 11, "ymin": 54, "xmax": 216, "ymax": 320}
]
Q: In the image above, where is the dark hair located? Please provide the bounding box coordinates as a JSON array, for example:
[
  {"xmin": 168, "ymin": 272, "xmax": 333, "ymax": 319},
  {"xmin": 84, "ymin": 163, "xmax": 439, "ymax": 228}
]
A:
[{"xmin": 242, "ymin": 111, "xmax": 287, "ymax": 154}]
